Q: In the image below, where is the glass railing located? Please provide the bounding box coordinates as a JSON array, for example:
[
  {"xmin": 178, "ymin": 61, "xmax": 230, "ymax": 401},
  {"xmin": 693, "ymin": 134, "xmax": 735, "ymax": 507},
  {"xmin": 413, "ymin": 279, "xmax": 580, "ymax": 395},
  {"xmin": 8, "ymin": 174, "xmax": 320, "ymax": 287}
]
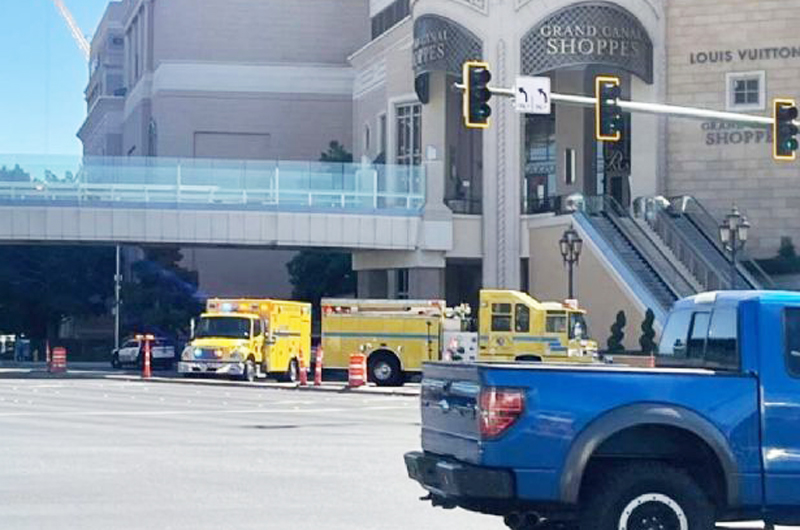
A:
[{"xmin": 0, "ymin": 155, "xmax": 426, "ymax": 214}]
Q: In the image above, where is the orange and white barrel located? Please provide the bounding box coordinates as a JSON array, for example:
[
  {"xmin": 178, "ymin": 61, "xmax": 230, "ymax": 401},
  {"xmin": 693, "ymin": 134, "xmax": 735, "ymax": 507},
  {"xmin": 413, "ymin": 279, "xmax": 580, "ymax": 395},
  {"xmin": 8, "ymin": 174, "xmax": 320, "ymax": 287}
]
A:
[{"xmin": 348, "ymin": 353, "xmax": 367, "ymax": 388}]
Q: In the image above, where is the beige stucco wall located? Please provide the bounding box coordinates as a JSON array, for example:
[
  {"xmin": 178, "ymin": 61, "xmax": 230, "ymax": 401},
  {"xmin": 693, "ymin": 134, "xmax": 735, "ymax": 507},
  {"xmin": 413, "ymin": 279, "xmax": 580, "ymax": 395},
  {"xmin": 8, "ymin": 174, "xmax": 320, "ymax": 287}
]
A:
[
  {"xmin": 666, "ymin": 0, "xmax": 800, "ymax": 258},
  {"xmin": 528, "ymin": 218, "xmax": 647, "ymax": 352}
]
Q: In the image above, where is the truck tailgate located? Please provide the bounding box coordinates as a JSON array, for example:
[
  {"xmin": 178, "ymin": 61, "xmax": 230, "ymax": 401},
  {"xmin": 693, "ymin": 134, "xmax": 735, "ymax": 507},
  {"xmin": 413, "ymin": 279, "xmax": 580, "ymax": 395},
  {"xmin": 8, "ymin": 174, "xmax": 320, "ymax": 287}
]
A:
[{"xmin": 420, "ymin": 363, "xmax": 482, "ymax": 464}]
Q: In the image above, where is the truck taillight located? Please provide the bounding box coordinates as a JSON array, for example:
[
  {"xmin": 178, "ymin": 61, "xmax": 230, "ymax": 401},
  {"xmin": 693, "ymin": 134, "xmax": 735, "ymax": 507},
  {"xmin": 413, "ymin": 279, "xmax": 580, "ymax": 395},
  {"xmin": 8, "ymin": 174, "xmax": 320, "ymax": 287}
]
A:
[{"xmin": 479, "ymin": 388, "xmax": 525, "ymax": 439}]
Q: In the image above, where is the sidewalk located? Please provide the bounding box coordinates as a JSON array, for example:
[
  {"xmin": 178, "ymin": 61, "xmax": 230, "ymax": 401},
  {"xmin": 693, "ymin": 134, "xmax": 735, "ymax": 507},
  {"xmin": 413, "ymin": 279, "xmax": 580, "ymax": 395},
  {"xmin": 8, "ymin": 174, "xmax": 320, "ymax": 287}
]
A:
[{"xmin": 0, "ymin": 361, "xmax": 420, "ymax": 396}]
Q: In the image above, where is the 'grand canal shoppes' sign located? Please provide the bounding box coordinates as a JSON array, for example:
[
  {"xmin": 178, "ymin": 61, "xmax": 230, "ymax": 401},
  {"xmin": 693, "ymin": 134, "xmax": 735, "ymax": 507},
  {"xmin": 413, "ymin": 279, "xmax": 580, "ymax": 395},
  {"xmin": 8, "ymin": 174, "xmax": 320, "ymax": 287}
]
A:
[{"xmin": 521, "ymin": 2, "xmax": 654, "ymax": 83}]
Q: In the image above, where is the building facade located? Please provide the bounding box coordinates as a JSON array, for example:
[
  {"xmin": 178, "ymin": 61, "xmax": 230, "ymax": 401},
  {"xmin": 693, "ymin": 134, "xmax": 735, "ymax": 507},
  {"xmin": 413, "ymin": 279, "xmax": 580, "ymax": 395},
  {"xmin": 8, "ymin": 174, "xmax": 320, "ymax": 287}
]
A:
[
  {"xmin": 351, "ymin": 0, "xmax": 664, "ymax": 306},
  {"xmin": 79, "ymin": 0, "xmax": 371, "ymax": 300},
  {"xmin": 351, "ymin": 0, "xmax": 800, "ymax": 305}
]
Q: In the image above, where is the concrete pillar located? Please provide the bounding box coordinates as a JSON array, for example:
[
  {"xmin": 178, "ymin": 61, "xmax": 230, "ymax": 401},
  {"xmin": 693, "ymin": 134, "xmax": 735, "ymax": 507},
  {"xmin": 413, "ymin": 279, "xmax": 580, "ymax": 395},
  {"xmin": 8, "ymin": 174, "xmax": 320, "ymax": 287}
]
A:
[
  {"xmin": 482, "ymin": 31, "xmax": 522, "ymax": 290},
  {"xmin": 357, "ymin": 270, "xmax": 388, "ymax": 298},
  {"xmin": 408, "ymin": 268, "xmax": 445, "ymax": 299}
]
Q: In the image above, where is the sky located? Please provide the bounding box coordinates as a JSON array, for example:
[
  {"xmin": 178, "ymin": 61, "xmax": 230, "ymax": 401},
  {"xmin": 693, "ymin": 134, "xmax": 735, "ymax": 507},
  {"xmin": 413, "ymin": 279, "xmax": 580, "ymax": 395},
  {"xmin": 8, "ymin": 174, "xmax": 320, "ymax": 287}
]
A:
[{"xmin": 0, "ymin": 0, "xmax": 108, "ymax": 156}]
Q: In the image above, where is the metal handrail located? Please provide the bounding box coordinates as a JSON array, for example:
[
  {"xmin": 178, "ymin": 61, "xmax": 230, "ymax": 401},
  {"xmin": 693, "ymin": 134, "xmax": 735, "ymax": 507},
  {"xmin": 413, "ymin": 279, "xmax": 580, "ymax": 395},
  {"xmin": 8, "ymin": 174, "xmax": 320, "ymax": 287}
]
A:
[{"xmin": 668, "ymin": 195, "xmax": 773, "ymax": 288}]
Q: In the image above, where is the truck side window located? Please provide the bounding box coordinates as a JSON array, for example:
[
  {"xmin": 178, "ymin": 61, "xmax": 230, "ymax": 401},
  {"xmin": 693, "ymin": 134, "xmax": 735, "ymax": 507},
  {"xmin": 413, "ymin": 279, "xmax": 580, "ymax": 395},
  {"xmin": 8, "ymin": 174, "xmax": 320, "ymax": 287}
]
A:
[
  {"xmin": 686, "ymin": 312, "xmax": 710, "ymax": 359},
  {"xmin": 658, "ymin": 309, "xmax": 692, "ymax": 358},
  {"xmin": 706, "ymin": 307, "xmax": 738, "ymax": 369},
  {"xmin": 515, "ymin": 305, "xmax": 530, "ymax": 333},
  {"xmin": 784, "ymin": 308, "xmax": 800, "ymax": 377},
  {"xmin": 546, "ymin": 312, "xmax": 567, "ymax": 333},
  {"xmin": 491, "ymin": 303, "xmax": 512, "ymax": 332}
]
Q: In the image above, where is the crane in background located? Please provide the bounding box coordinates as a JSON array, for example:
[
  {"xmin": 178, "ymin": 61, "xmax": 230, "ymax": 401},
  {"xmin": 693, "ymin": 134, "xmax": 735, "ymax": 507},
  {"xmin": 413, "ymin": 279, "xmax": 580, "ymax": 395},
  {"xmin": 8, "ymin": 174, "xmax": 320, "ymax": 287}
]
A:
[{"xmin": 49, "ymin": 0, "xmax": 91, "ymax": 62}]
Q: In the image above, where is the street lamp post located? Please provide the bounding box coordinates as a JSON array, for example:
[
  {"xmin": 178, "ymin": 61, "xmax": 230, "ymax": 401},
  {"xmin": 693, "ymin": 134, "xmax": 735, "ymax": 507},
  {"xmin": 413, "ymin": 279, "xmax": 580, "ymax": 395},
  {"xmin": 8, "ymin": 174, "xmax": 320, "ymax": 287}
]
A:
[
  {"xmin": 559, "ymin": 226, "xmax": 583, "ymax": 300},
  {"xmin": 718, "ymin": 205, "xmax": 750, "ymax": 290}
]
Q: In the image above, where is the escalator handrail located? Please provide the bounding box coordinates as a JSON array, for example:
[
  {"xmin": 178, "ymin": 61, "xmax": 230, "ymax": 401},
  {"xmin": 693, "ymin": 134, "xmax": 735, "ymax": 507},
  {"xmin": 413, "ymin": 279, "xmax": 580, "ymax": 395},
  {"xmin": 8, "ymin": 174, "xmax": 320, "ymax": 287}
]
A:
[
  {"xmin": 667, "ymin": 195, "xmax": 773, "ymax": 288},
  {"xmin": 599, "ymin": 195, "xmax": 695, "ymax": 299},
  {"xmin": 651, "ymin": 206, "xmax": 728, "ymax": 291}
]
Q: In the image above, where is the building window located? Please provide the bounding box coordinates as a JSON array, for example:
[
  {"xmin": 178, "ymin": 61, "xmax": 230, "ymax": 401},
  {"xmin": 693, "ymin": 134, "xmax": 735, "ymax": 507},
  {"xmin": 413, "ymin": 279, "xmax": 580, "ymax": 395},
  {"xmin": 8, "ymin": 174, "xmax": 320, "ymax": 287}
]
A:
[
  {"xmin": 147, "ymin": 120, "xmax": 157, "ymax": 157},
  {"xmin": 378, "ymin": 113, "xmax": 387, "ymax": 159},
  {"xmin": 396, "ymin": 269, "xmax": 409, "ymax": 299},
  {"xmin": 364, "ymin": 125, "xmax": 371, "ymax": 153},
  {"xmin": 565, "ymin": 148, "xmax": 576, "ymax": 185},
  {"xmin": 371, "ymin": 0, "xmax": 410, "ymax": 40},
  {"xmin": 726, "ymin": 71, "xmax": 766, "ymax": 111},
  {"xmin": 524, "ymin": 111, "xmax": 556, "ymax": 214},
  {"xmin": 396, "ymin": 103, "xmax": 422, "ymax": 166}
]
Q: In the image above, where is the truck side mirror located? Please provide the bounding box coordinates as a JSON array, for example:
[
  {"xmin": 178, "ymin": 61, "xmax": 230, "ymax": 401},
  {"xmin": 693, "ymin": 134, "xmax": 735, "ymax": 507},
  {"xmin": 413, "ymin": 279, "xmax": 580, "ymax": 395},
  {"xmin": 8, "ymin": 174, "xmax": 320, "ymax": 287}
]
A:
[{"xmin": 190, "ymin": 318, "xmax": 196, "ymax": 339}]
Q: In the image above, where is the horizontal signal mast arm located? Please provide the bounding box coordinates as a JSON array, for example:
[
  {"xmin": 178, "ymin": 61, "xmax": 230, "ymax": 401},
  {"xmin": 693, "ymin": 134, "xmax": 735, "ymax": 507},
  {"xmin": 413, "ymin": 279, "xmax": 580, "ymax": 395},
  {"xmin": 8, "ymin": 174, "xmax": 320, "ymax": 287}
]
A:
[{"xmin": 454, "ymin": 82, "xmax": 796, "ymax": 127}]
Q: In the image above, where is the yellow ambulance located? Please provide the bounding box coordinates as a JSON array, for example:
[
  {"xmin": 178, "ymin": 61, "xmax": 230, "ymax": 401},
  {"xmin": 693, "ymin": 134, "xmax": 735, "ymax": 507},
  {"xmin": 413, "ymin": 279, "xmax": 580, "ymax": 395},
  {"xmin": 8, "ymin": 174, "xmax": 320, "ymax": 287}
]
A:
[
  {"xmin": 179, "ymin": 298, "xmax": 311, "ymax": 382},
  {"xmin": 477, "ymin": 290, "xmax": 598, "ymax": 362}
]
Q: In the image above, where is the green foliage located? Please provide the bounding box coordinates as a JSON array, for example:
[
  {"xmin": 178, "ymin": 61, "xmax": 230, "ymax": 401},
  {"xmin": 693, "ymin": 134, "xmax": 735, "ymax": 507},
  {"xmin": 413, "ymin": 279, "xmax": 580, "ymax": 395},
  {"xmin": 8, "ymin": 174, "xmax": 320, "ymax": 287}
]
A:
[
  {"xmin": 0, "ymin": 245, "xmax": 115, "ymax": 338},
  {"xmin": 319, "ymin": 141, "xmax": 353, "ymax": 163},
  {"xmin": 286, "ymin": 251, "xmax": 356, "ymax": 309},
  {"xmin": 121, "ymin": 247, "xmax": 204, "ymax": 339},
  {"xmin": 0, "ymin": 164, "xmax": 31, "ymax": 182},
  {"xmin": 779, "ymin": 237, "xmax": 797, "ymax": 260},
  {"xmin": 607, "ymin": 310, "xmax": 627, "ymax": 353},
  {"xmin": 756, "ymin": 236, "xmax": 800, "ymax": 274},
  {"xmin": 639, "ymin": 308, "xmax": 657, "ymax": 354}
]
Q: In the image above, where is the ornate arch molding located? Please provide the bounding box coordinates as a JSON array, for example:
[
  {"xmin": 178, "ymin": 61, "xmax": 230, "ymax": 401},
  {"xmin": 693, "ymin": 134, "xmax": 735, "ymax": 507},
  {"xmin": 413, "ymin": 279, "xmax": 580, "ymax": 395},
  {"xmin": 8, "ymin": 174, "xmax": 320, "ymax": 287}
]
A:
[{"xmin": 521, "ymin": 1, "xmax": 654, "ymax": 84}]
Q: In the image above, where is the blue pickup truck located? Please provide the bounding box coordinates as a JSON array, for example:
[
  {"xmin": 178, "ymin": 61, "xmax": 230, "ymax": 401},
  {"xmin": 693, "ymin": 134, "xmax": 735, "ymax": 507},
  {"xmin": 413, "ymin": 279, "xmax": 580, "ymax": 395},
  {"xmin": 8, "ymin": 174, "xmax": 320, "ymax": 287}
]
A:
[{"xmin": 405, "ymin": 291, "xmax": 800, "ymax": 530}]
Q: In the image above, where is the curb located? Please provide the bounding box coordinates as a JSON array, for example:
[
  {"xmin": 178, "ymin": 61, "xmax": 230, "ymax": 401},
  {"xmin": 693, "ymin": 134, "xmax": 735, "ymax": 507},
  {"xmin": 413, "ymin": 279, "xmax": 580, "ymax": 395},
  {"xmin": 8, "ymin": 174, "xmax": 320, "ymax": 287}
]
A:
[{"xmin": 105, "ymin": 374, "xmax": 420, "ymax": 397}]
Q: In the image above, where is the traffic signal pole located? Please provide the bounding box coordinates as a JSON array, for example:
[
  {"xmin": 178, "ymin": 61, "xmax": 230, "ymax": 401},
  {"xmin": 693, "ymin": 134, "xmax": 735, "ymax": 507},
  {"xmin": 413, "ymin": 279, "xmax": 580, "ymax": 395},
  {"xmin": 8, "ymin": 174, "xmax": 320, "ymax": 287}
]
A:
[{"xmin": 466, "ymin": 84, "xmax": 786, "ymax": 128}]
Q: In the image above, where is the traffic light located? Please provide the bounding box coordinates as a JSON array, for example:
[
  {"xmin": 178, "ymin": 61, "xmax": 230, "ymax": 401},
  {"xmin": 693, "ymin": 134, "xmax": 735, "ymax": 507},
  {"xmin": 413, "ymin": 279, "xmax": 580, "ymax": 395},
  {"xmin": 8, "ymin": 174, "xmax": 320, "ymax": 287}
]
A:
[
  {"xmin": 774, "ymin": 98, "xmax": 798, "ymax": 161},
  {"xmin": 463, "ymin": 61, "xmax": 492, "ymax": 129},
  {"xmin": 595, "ymin": 75, "xmax": 623, "ymax": 142}
]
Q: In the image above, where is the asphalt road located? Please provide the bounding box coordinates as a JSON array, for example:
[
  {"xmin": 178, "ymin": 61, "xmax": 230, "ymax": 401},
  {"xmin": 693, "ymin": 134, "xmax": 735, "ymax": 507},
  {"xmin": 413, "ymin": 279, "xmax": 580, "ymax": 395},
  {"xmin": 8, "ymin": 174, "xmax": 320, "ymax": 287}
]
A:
[
  {"xmin": 0, "ymin": 377, "xmax": 791, "ymax": 530},
  {"xmin": 0, "ymin": 378, "xmax": 498, "ymax": 530}
]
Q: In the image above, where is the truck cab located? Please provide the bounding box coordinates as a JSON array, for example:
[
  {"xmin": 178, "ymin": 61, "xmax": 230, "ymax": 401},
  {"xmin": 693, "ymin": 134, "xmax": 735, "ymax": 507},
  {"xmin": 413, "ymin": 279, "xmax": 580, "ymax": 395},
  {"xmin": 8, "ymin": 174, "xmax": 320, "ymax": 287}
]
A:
[{"xmin": 477, "ymin": 290, "xmax": 597, "ymax": 362}]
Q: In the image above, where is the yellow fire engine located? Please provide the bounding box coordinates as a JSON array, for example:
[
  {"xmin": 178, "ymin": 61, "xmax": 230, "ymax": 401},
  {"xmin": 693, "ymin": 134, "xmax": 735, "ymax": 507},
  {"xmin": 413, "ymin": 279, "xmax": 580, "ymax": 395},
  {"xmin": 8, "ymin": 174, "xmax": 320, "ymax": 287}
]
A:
[
  {"xmin": 321, "ymin": 299, "xmax": 458, "ymax": 386},
  {"xmin": 321, "ymin": 291, "xmax": 598, "ymax": 386},
  {"xmin": 179, "ymin": 298, "xmax": 311, "ymax": 382}
]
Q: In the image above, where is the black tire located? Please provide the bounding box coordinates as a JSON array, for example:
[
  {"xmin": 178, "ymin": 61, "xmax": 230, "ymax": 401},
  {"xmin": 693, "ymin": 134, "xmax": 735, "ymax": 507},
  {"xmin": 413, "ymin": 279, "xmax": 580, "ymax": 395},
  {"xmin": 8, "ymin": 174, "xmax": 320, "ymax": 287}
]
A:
[
  {"xmin": 111, "ymin": 354, "xmax": 120, "ymax": 369},
  {"xmin": 368, "ymin": 352, "xmax": 403, "ymax": 387},
  {"xmin": 580, "ymin": 462, "xmax": 714, "ymax": 530},
  {"xmin": 242, "ymin": 359, "xmax": 256, "ymax": 383},
  {"xmin": 277, "ymin": 358, "xmax": 299, "ymax": 383}
]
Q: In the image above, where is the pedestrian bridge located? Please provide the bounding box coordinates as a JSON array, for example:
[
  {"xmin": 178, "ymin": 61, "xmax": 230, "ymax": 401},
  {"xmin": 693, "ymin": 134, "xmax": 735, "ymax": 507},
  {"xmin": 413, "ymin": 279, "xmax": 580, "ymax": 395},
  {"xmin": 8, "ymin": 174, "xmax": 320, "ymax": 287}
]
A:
[{"xmin": 0, "ymin": 155, "xmax": 444, "ymax": 251}]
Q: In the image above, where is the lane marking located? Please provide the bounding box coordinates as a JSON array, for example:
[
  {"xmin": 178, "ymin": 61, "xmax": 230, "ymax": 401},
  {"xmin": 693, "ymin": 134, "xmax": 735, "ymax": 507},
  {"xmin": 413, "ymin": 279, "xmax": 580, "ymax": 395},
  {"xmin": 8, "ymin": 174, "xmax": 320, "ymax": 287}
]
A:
[{"xmin": 0, "ymin": 405, "xmax": 411, "ymax": 418}]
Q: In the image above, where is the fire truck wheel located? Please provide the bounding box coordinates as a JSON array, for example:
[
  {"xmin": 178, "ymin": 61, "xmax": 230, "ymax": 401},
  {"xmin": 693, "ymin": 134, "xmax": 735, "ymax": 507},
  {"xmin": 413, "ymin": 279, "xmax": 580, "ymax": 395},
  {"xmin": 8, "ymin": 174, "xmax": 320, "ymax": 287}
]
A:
[
  {"xmin": 278, "ymin": 359, "xmax": 299, "ymax": 383},
  {"xmin": 242, "ymin": 359, "xmax": 256, "ymax": 382},
  {"xmin": 369, "ymin": 352, "xmax": 403, "ymax": 387}
]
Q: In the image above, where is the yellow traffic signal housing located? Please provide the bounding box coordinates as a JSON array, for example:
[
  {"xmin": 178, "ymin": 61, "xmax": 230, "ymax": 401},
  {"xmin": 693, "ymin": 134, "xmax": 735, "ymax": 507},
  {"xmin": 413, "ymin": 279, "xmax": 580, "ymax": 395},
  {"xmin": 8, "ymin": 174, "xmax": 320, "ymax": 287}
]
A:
[
  {"xmin": 595, "ymin": 75, "xmax": 623, "ymax": 142},
  {"xmin": 774, "ymin": 98, "xmax": 799, "ymax": 162},
  {"xmin": 463, "ymin": 61, "xmax": 492, "ymax": 129}
]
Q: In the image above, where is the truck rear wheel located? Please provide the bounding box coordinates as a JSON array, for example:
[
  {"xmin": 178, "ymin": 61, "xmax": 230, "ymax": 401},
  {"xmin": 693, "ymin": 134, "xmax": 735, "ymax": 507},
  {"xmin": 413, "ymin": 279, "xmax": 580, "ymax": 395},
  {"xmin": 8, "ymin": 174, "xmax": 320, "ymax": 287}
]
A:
[
  {"xmin": 368, "ymin": 352, "xmax": 403, "ymax": 387},
  {"xmin": 580, "ymin": 462, "xmax": 714, "ymax": 530},
  {"xmin": 277, "ymin": 359, "xmax": 299, "ymax": 383}
]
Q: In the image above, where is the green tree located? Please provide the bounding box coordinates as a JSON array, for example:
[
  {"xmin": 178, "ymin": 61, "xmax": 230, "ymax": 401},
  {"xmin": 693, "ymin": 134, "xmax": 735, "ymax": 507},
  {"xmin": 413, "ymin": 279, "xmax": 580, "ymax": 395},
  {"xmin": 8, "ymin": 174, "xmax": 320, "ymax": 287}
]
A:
[
  {"xmin": 607, "ymin": 310, "xmax": 627, "ymax": 353},
  {"xmin": 0, "ymin": 164, "xmax": 31, "ymax": 182},
  {"xmin": 0, "ymin": 245, "xmax": 114, "ymax": 339},
  {"xmin": 121, "ymin": 247, "xmax": 204, "ymax": 339},
  {"xmin": 639, "ymin": 308, "xmax": 657, "ymax": 354},
  {"xmin": 319, "ymin": 140, "xmax": 353, "ymax": 163},
  {"xmin": 286, "ymin": 252, "xmax": 356, "ymax": 308}
]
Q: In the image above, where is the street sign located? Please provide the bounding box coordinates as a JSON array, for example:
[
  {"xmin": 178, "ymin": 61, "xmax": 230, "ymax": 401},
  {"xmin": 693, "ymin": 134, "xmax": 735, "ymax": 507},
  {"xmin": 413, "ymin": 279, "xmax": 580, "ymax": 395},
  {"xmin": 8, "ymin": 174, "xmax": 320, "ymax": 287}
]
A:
[{"xmin": 515, "ymin": 76, "xmax": 551, "ymax": 115}]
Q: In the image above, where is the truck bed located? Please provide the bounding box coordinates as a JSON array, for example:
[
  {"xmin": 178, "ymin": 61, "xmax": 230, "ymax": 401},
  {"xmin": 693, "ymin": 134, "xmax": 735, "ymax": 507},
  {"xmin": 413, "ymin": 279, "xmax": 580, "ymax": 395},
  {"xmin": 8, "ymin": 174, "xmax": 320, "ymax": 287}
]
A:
[{"xmin": 419, "ymin": 361, "xmax": 761, "ymax": 505}]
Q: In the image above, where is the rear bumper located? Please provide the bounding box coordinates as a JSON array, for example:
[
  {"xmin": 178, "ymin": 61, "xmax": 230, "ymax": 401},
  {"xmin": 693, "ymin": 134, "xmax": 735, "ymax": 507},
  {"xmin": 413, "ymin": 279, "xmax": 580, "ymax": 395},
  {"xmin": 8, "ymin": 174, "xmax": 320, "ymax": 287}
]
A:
[{"xmin": 404, "ymin": 451, "xmax": 514, "ymax": 499}]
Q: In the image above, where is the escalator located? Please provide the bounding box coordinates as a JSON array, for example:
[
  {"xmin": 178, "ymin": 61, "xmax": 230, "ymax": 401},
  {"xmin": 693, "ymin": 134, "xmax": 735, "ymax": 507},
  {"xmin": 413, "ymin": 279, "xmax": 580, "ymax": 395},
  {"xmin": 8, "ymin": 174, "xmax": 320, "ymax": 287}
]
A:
[
  {"xmin": 575, "ymin": 196, "xmax": 698, "ymax": 320},
  {"xmin": 640, "ymin": 196, "xmax": 772, "ymax": 291}
]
